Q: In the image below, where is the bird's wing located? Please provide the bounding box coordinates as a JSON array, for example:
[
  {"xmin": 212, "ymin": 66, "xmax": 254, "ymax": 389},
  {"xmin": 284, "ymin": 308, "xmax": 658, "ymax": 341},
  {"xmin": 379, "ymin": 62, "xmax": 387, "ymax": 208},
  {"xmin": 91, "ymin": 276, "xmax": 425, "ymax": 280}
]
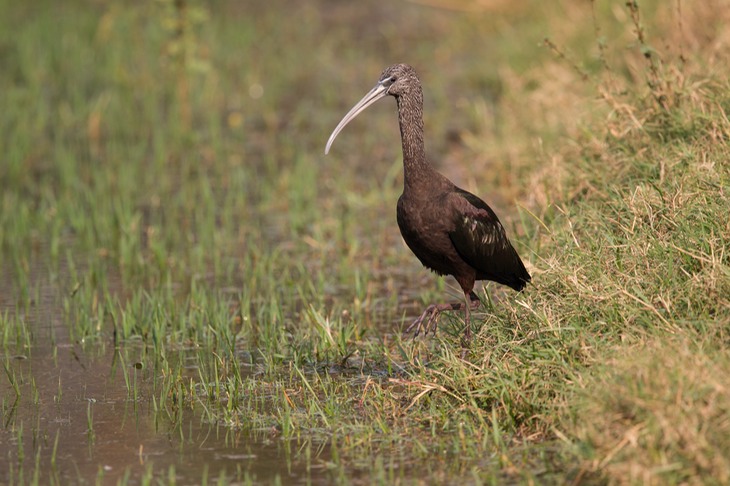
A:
[
  {"xmin": 447, "ymin": 187, "xmax": 531, "ymax": 291},
  {"xmin": 447, "ymin": 189, "xmax": 511, "ymax": 260}
]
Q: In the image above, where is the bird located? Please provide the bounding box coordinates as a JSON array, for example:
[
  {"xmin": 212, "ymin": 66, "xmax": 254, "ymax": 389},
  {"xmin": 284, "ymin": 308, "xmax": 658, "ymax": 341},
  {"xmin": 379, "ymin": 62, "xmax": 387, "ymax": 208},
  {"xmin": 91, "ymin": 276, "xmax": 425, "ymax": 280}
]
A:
[{"xmin": 325, "ymin": 63, "xmax": 531, "ymax": 345}]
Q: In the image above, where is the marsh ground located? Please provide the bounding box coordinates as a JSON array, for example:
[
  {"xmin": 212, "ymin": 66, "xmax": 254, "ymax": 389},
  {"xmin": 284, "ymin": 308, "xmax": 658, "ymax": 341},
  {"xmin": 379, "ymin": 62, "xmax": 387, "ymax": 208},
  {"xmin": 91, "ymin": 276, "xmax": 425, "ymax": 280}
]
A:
[{"xmin": 1, "ymin": 0, "xmax": 729, "ymax": 484}]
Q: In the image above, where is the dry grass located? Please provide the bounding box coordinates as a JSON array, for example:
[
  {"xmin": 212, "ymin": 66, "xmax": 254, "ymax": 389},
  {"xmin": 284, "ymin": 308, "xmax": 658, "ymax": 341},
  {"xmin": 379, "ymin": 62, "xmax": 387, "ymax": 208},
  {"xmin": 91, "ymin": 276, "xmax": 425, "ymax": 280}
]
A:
[
  {"xmin": 571, "ymin": 337, "xmax": 730, "ymax": 484},
  {"xmin": 513, "ymin": 3, "xmax": 730, "ymax": 483}
]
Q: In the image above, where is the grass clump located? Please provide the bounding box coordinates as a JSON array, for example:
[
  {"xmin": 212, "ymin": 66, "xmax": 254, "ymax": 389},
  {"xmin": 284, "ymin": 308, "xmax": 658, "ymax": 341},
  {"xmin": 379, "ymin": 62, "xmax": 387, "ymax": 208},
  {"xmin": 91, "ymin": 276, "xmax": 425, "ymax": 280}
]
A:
[
  {"xmin": 570, "ymin": 337, "xmax": 730, "ymax": 484},
  {"xmin": 512, "ymin": 1, "xmax": 730, "ymax": 482}
]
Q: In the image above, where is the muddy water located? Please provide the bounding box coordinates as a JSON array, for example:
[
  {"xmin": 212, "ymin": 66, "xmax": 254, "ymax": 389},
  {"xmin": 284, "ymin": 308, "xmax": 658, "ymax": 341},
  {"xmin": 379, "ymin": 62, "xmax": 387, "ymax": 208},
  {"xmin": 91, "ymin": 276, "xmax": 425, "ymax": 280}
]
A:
[
  {"xmin": 0, "ymin": 347, "xmax": 334, "ymax": 484},
  {"xmin": 0, "ymin": 271, "xmax": 332, "ymax": 484}
]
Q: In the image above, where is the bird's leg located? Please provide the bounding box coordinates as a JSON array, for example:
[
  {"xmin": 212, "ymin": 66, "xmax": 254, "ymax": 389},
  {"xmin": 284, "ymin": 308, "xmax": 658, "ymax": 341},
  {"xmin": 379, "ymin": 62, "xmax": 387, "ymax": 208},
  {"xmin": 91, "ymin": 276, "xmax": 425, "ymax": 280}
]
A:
[
  {"xmin": 461, "ymin": 291, "xmax": 481, "ymax": 348},
  {"xmin": 405, "ymin": 291, "xmax": 481, "ymax": 338}
]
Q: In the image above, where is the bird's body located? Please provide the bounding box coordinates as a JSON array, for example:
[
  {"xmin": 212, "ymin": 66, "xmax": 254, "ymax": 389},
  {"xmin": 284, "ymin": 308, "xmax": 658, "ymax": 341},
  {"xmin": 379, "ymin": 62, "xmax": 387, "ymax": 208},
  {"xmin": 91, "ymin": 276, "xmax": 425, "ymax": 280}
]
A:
[{"xmin": 325, "ymin": 64, "xmax": 530, "ymax": 344}]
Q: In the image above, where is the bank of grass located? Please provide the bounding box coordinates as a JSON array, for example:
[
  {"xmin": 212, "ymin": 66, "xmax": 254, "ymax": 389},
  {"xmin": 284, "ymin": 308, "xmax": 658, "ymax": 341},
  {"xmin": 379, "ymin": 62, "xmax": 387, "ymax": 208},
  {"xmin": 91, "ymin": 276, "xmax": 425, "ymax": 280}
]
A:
[{"xmin": 1, "ymin": 0, "xmax": 729, "ymax": 484}]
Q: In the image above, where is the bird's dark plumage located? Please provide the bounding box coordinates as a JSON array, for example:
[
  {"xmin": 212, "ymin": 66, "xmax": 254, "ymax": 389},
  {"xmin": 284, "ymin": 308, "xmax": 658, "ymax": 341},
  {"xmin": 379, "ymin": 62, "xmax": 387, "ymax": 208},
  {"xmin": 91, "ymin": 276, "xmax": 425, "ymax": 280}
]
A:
[{"xmin": 325, "ymin": 64, "xmax": 531, "ymax": 345}]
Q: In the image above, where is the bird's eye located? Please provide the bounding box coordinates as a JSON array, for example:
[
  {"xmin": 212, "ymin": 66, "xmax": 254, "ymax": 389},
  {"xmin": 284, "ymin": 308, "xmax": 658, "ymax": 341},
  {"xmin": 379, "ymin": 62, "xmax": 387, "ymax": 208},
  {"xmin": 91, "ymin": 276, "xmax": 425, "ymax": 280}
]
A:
[{"xmin": 382, "ymin": 75, "xmax": 397, "ymax": 87}]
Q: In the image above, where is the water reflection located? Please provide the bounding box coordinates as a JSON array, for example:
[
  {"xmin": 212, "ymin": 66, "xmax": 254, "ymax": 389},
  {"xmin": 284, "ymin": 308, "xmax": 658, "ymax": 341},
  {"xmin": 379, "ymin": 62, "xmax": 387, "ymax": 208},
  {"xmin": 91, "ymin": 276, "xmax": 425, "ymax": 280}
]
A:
[
  {"xmin": 0, "ymin": 306, "xmax": 327, "ymax": 485},
  {"xmin": 2, "ymin": 345, "xmax": 335, "ymax": 483},
  {"xmin": 0, "ymin": 238, "xmax": 438, "ymax": 484}
]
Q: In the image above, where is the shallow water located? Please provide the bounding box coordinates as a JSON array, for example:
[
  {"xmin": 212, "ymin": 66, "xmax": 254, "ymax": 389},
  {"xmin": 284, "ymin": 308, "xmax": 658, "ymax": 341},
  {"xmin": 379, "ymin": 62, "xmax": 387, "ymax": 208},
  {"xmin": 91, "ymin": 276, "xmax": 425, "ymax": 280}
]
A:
[
  {"xmin": 0, "ymin": 340, "xmax": 340, "ymax": 484},
  {"xmin": 0, "ymin": 196, "xmax": 483, "ymax": 485},
  {"xmin": 0, "ymin": 266, "xmax": 341, "ymax": 485}
]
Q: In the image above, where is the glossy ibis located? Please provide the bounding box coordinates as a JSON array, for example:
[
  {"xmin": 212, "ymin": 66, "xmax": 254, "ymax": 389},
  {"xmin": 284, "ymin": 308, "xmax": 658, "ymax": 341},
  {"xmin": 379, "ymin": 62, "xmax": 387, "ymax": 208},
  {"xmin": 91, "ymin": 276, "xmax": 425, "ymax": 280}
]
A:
[{"xmin": 325, "ymin": 64, "xmax": 531, "ymax": 344}]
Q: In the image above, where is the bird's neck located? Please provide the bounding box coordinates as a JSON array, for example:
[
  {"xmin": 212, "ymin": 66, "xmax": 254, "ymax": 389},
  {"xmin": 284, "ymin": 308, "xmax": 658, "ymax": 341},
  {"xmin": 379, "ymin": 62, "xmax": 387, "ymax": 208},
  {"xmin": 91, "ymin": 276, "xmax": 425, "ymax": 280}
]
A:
[{"xmin": 396, "ymin": 89, "xmax": 433, "ymax": 193}]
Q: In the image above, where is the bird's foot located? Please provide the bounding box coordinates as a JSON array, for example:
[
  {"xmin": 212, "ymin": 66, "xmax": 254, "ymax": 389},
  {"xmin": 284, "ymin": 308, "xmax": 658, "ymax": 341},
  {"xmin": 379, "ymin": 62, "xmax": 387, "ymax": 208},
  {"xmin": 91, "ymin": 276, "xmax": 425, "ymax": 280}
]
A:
[
  {"xmin": 404, "ymin": 293, "xmax": 482, "ymax": 340},
  {"xmin": 404, "ymin": 304, "xmax": 441, "ymax": 337},
  {"xmin": 405, "ymin": 303, "xmax": 459, "ymax": 338}
]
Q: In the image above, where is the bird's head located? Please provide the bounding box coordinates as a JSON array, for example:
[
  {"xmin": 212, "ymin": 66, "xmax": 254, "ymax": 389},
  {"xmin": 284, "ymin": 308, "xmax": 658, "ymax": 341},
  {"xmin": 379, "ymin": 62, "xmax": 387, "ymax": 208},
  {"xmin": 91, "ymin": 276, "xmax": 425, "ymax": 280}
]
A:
[
  {"xmin": 325, "ymin": 63, "xmax": 421, "ymax": 154},
  {"xmin": 377, "ymin": 63, "xmax": 420, "ymax": 98}
]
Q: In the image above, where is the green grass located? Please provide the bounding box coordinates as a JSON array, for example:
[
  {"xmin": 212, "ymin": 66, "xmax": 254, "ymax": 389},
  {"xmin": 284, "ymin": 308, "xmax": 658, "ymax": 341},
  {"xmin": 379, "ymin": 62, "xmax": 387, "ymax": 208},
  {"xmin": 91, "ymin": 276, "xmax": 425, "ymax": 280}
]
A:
[{"xmin": 1, "ymin": 0, "xmax": 729, "ymax": 484}]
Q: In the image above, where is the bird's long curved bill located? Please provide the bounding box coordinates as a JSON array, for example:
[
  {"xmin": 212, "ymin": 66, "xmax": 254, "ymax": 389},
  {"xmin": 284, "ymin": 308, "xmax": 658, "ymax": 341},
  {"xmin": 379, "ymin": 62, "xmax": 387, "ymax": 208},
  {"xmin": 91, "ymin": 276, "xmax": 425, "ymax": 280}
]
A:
[{"xmin": 325, "ymin": 82, "xmax": 388, "ymax": 154}]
